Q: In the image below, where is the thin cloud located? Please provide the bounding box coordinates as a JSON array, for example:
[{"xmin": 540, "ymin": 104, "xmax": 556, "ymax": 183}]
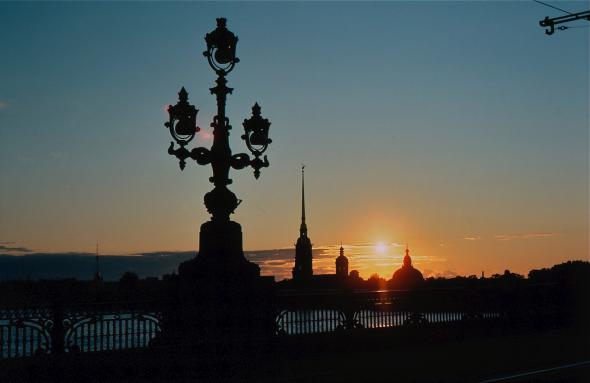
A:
[
  {"xmin": 0, "ymin": 244, "xmax": 32, "ymax": 253},
  {"xmin": 464, "ymin": 236, "xmax": 481, "ymax": 241},
  {"xmin": 0, "ymin": 101, "xmax": 7, "ymax": 109},
  {"xmin": 494, "ymin": 232, "xmax": 561, "ymax": 241}
]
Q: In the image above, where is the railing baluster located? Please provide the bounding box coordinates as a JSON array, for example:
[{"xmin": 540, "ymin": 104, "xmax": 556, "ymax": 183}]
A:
[
  {"xmin": 314, "ymin": 309, "xmax": 318, "ymax": 333},
  {"xmin": 124, "ymin": 318, "xmax": 128, "ymax": 349},
  {"xmin": 147, "ymin": 317, "xmax": 151, "ymax": 346},
  {"xmin": 131, "ymin": 317, "xmax": 135, "ymax": 348},
  {"xmin": 120, "ymin": 318, "xmax": 124, "ymax": 349},
  {"xmin": 148, "ymin": 319, "xmax": 153, "ymax": 343},
  {"xmin": 106, "ymin": 319, "xmax": 111, "ymax": 351},
  {"xmin": 129, "ymin": 317, "xmax": 133, "ymax": 348},
  {"xmin": 303, "ymin": 310, "xmax": 307, "ymax": 334},
  {"xmin": 115, "ymin": 318, "xmax": 118, "ymax": 350},
  {"xmin": 102, "ymin": 319, "xmax": 107, "ymax": 351},
  {"xmin": 119, "ymin": 318, "xmax": 124, "ymax": 350},
  {"xmin": 84, "ymin": 323, "xmax": 89, "ymax": 352},
  {"xmin": 0, "ymin": 326, "xmax": 4, "ymax": 358},
  {"xmin": 120, "ymin": 318, "xmax": 124, "ymax": 350},
  {"xmin": 379, "ymin": 310, "xmax": 382, "ymax": 328},
  {"xmin": 29, "ymin": 327, "xmax": 34, "ymax": 356},
  {"xmin": 84, "ymin": 322, "xmax": 89, "ymax": 352},
  {"xmin": 93, "ymin": 318, "xmax": 97, "ymax": 352},
  {"xmin": 79, "ymin": 323, "xmax": 88, "ymax": 352},
  {"xmin": 143, "ymin": 317, "xmax": 148, "ymax": 347},
  {"xmin": 388, "ymin": 310, "xmax": 392, "ymax": 327},
  {"xmin": 20, "ymin": 326, "xmax": 25, "ymax": 357},
  {"xmin": 8, "ymin": 326, "xmax": 12, "ymax": 358}
]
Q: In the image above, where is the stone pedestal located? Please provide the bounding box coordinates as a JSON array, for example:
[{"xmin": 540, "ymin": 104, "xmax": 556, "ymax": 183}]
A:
[{"xmin": 158, "ymin": 220, "xmax": 275, "ymax": 350}]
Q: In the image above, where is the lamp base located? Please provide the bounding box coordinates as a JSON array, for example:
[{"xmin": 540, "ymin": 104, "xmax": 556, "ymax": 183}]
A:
[
  {"xmin": 194, "ymin": 221, "xmax": 260, "ymax": 276},
  {"xmin": 157, "ymin": 220, "xmax": 273, "ymax": 347}
]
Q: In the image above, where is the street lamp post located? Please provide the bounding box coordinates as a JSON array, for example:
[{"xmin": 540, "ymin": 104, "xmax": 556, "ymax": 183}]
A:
[{"xmin": 164, "ymin": 18, "xmax": 271, "ymax": 275}]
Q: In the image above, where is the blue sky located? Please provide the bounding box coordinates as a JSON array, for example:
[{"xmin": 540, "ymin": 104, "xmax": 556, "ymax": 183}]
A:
[{"xmin": 0, "ymin": 1, "xmax": 588, "ymax": 278}]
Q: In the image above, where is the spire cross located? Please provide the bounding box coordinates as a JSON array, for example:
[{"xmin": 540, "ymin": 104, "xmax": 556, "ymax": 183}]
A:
[
  {"xmin": 301, "ymin": 164, "xmax": 305, "ymax": 224},
  {"xmin": 300, "ymin": 164, "xmax": 307, "ymax": 237}
]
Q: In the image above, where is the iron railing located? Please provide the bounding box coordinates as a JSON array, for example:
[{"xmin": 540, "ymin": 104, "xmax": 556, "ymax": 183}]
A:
[
  {"xmin": 0, "ymin": 287, "xmax": 543, "ymax": 359},
  {"xmin": 0, "ymin": 301, "xmax": 162, "ymax": 358}
]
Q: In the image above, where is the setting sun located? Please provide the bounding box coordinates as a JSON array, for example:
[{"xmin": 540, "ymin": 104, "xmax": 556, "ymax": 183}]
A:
[{"xmin": 375, "ymin": 242, "xmax": 387, "ymax": 254}]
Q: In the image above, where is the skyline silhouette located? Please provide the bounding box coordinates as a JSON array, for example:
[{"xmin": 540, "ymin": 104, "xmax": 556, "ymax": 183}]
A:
[
  {"xmin": 0, "ymin": 3, "xmax": 589, "ymax": 381},
  {"xmin": 0, "ymin": 2, "xmax": 588, "ymax": 280}
]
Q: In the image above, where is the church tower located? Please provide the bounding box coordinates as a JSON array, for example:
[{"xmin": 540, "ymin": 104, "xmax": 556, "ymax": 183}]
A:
[
  {"xmin": 335, "ymin": 244, "xmax": 349, "ymax": 279},
  {"xmin": 292, "ymin": 165, "xmax": 313, "ymax": 280}
]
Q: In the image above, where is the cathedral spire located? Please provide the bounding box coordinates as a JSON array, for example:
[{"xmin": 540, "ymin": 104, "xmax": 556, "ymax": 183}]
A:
[
  {"xmin": 300, "ymin": 164, "xmax": 307, "ymax": 237},
  {"xmin": 293, "ymin": 165, "xmax": 313, "ymax": 280}
]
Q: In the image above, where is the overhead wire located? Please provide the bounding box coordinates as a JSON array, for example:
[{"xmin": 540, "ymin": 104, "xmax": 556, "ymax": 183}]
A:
[{"xmin": 532, "ymin": 0, "xmax": 573, "ymax": 15}]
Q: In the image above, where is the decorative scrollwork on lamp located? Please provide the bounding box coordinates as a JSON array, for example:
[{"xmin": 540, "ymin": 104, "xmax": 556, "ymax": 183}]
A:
[
  {"xmin": 164, "ymin": 18, "xmax": 272, "ymax": 222},
  {"xmin": 242, "ymin": 103, "xmax": 272, "ymax": 179}
]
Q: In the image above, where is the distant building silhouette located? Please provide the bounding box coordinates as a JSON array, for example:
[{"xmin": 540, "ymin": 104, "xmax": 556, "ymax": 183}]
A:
[
  {"xmin": 292, "ymin": 165, "xmax": 313, "ymax": 280},
  {"xmin": 93, "ymin": 242, "xmax": 103, "ymax": 282},
  {"xmin": 391, "ymin": 246, "xmax": 424, "ymax": 288},
  {"xmin": 336, "ymin": 245, "xmax": 349, "ymax": 280}
]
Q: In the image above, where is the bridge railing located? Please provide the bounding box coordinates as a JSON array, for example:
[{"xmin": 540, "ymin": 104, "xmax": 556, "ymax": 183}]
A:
[
  {"xmin": 274, "ymin": 288, "xmax": 504, "ymax": 335},
  {"xmin": 1, "ymin": 285, "xmax": 568, "ymax": 359},
  {"xmin": 0, "ymin": 301, "xmax": 162, "ymax": 358}
]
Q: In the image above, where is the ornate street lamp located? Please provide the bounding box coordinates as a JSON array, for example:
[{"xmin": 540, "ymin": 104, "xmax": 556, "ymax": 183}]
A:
[{"xmin": 164, "ymin": 18, "xmax": 271, "ymax": 273}]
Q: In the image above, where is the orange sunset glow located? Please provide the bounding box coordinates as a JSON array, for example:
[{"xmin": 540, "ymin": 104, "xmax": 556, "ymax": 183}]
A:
[{"xmin": 0, "ymin": 1, "xmax": 586, "ymax": 283}]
